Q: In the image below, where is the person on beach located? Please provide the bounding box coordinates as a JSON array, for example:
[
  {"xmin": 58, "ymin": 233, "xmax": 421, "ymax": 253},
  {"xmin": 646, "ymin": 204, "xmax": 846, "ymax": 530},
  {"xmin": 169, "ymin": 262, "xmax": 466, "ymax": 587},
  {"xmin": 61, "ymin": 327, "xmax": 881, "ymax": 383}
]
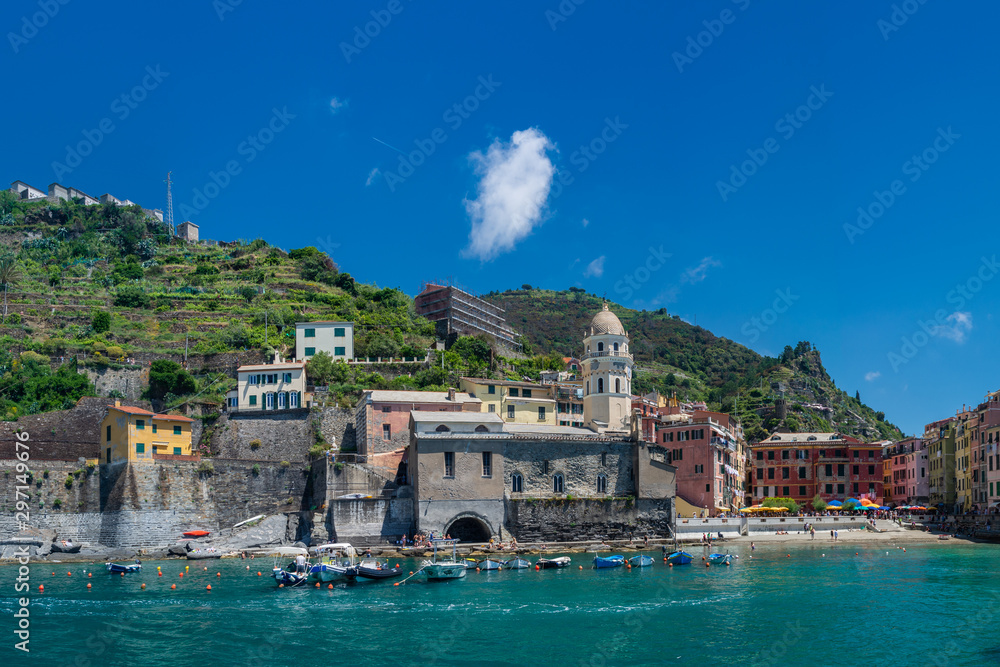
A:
[
  {"xmin": 830, "ymin": 530, "xmax": 834, "ymax": 540},
  {"xmin": 810, "ymin": 527, "xmax": 815, "ymax": 539},
  {"xmin": 750, "ymin": 542, "xmax": 755, "ymax": 551}
]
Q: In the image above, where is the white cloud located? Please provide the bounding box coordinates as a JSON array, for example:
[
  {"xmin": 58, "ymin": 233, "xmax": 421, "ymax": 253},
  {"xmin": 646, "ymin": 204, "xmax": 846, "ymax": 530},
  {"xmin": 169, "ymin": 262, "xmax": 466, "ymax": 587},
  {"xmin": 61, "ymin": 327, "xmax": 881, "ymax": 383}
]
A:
[
  {"xmin": 365, "ymin": 167, "xmax": 380, "ymax": 186},
  {"xmin": 462, "ymin": 128, "xmax": 555, "ymax": 261},
  {"xmin": 581, "ymin": 218, "xmax": 589, "ymax": 228},
  {"xmin": 865, "ymin": 371, "xmax": 881, "ymax": 382},
  {"xmin": 583, "ymin": 256, "xmax": 605, "ymax": 278},
  {"xmin": 932, "ymin": 311, "xmax": 973, "ymax": 343},
  {"xmin": 329, "ymin": 97, "xmax": 347, "ymax": 113},
  {"xmin": 681, "ymin": 256, "xmax": 722, "ymax": 284}
]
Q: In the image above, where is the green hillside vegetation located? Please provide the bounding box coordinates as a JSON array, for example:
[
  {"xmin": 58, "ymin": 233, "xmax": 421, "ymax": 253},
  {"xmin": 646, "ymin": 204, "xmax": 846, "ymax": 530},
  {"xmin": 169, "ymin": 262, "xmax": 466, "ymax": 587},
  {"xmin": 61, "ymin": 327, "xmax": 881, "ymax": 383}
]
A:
[
  {"xmin": 492, "ymin": 288, "xmax": 904, "ymax": 443},
  {"xmin": 0, "ymin": 192, "xmax": 905, "ymax": 442}
]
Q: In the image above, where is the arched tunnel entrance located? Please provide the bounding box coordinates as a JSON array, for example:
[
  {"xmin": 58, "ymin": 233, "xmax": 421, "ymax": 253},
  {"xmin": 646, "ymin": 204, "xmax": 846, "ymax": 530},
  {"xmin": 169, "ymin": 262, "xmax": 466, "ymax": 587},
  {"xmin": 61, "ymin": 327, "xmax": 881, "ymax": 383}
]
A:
[{"xmin": 445, "ymin": 516, "xmax": 492, "ymax": 543}]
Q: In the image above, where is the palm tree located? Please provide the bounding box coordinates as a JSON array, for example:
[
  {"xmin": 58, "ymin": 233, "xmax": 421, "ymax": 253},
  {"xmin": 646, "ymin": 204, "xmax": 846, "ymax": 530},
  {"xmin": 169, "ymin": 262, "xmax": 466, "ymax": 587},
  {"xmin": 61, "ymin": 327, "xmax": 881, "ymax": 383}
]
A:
[{"xmin": 0, "ymin": 254, "xmax": 20, "ymax": 323}]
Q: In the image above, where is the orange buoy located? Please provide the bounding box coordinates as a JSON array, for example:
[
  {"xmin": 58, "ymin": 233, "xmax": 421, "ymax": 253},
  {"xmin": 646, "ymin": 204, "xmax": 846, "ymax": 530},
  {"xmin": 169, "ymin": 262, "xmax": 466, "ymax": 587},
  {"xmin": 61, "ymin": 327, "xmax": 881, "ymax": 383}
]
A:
[
  {"xmin": 579, "ymin": 566, "xmax": 583, "ymax": 570},
  {"xmin": 206, "ymin": 585, "xmax": 212, "ymax": 591},
  {"xmin": 476, "ymin": 568, "xmax": 480, "ymax": 572},
  {"xmin": 158, "ymin": 572, "xmax": 162, "ymax": 577},
  {"xmin": 855, "ymin": 552, "xmax": 859, "ymax": 556},
  {"xmin": 88, "ymin": 573, "xmax": 92, "ymax": 578},
  {"xmin": 279, "ymin": 584, "xmax": 284, "ymax": 588},
  {"xmin": 51, "ymin": 572, "xmax": 55, "ymax": 576},
  {"xmin": 67, "ymin": 572, "xmax": 72, "ymax": 576},
  {"xmin": 216, "ymin": 572, "xmax": 221, "ymax": 577},
  {"xmin": 786, "ymin": 554, "xmax": 790, "ymax": 558},
  {"xmin": 669, "ymin": 563, "xmax": 673, "ymax": 567},
  {"xmin": 393, "ymin": 582, "xmax": 400, "ymax": 586},
  {"xmin": 120, "ymin": 572, "xmax": 125, "ymax": 577},
  {"xmin": 257, "ymin": 572, "xmax": 261, "ymax": 576},
  {"xmin": 705, "ymin": 562, "xmax": 710, "ymax": 567},
  {"xmin": 409, "ymin": 571, "xmax": 414, "ymax": 575},
  {"xmin": 204, "ymin": 567, "xmax": 208, "ymax": 571},
  {"xmin": 141, "ymin": 583, "xmax": 146, "ymax": 589},
  {"xmin": 315, "ymin": 582, "xmax": 320, "ymax": 588},
  {"xmin": 535, "ymin": 565, "xmax": 540, "ymax": 570},
  {"xmin": 702, "ymin": 556, "xmax": 705, "ymax": 560},
  {"xmin": 87, "ymin": 583, "xmax": 92, "ymax": 589},
  {"xmin": 171, "ymin": 584, "xmax": 176, "ymax": 589},
  {"xmin": 38, "ymin": 585, "xmax": 44, "ymax": 592},
  {"xmin": 725, "ymin": 561, "xmax": 730, "ymax": 566},
  {"xmin": 328, "ymin": 584, "xmax": 333, "ymax": 589}
]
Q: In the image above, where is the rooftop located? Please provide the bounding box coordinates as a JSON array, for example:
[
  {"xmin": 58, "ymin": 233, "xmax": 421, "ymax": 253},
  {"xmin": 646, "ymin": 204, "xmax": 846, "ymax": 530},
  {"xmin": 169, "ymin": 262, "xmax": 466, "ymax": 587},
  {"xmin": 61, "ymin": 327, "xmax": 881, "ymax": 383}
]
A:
[
  {"xmin": 237, "ymin": 360, "xmax": 307, "ymax": 372},
  {"xmin": 460, "ymin": 377, "xmax": 547, "ymax": 389},
  {"xmin": 366, "ymin": 390, "xmax": 481, "ymax": 405},
  {"xmin": 411, "ymin": 411, "xmax": 503, "ymax": 424},
  {"xmin": 107, "ymin": 405, "xmax": 194, "ymax": 422},
  {"xmin": 295, "ymin": 321, "xmax": 353, "ymax": 326},
  {"xmin": 755, "ymin": 432, "xmax": 867, "ymax": 446}
]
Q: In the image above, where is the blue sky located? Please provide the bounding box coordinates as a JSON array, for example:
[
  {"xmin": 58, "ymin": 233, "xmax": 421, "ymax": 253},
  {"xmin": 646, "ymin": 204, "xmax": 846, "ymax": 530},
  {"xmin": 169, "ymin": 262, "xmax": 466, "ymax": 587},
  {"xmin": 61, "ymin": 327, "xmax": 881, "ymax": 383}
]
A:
[{"xmin": 4, "ymin": 0, "xmax": 998, "ymax": 435}]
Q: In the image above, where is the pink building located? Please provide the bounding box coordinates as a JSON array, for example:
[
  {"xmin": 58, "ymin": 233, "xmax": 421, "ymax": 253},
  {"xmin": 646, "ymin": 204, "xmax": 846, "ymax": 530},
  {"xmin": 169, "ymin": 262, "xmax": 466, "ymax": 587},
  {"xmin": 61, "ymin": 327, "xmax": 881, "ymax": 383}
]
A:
[
  {"xmin": 885, "ymin": 437, "xmax": 925, "ymax": 506},
  {"xmin": 978, "ymin": 390, "xmax": 1000, "ymax": 511},
  {"xmin": 355, "ymin": 389, "xmax": 482, "ymax": 457},
  {"xmin": 657, "ymin": 409, "xmax": 746, "ymax": 516}
]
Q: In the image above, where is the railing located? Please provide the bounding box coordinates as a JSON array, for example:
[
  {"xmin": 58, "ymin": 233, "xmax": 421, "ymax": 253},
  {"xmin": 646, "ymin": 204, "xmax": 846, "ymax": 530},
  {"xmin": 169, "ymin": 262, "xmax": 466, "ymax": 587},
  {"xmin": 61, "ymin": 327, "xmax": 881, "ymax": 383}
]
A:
[{"xmin": 581, "ymin": 350, "xmax": 633, "ymax": 362}]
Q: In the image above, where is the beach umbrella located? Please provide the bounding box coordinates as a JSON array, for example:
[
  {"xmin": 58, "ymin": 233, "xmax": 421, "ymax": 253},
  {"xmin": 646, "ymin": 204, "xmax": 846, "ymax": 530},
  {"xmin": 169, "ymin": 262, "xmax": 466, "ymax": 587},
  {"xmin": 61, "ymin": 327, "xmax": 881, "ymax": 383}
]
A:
[
  {"xmin": 878, "ymin": 506, "xmax": 891, "ymax": 510},
  {"xmin": 827, "ymin": 500, "xmax": 842, "ymax": 507}
]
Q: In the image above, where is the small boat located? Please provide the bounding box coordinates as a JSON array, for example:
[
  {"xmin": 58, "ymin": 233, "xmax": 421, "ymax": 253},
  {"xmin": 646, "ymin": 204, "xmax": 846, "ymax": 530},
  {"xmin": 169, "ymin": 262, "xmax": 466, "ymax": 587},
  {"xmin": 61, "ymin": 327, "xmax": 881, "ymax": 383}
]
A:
[
  {"xmin": 504, "ymin": 558, "xmax": 531, "ymax": 570},
  {"xmin": 628, "ymin": 555, "xmax": 654, "ymax": 568},
  {"xmin": 106, "ymin": 562, "xmax": 141, "ymax": 574},
  {"xmin": 183, "ymin": 530, "xmax": 210, "ymax": 538},
  {"xmin": 310, "ymin": 543, "xmax": 357, "ymax": 582},
  {"xmin": 537, "ymin": 556, "xmax": 572, "ymax": 569},
  {"xmin": 187, "ymin": 548, "xmax": 222, "ymax": 560},
  {"xmin": 461, "ymin": 558, "xmax": 480, "ymax": 570},
  {"xmin": 478, "ymin": 559, "xmax": 503, "ymax": 571},
  {"xmin": 666, "ymin": 551, "xmax": 694, "ymax": 565},
  {"xmin": 707, "ymin": 553, "xmax": 731, "ymax": 565},
  {"xmin": 422, "ymin": 539, "xmax": 467, "ymax": 581},
  {"xmin": 272, "ymin": 567, "xmax": 309, "ymax": 587},
  {"xmin": 348, "ymin": 559, "xmax": 403, "ymax": 580},
  {"xmin": 593, "ymin": 555, "xmax": 625, "ymax": 569}
]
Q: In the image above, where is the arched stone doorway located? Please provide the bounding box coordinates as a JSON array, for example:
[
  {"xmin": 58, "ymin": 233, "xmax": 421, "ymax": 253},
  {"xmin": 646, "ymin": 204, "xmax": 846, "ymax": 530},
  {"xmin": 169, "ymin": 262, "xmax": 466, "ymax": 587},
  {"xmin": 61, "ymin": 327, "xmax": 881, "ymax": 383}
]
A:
[{"xmin": 445, "ymin": 515, "xmax": 492, "ymax": 543}]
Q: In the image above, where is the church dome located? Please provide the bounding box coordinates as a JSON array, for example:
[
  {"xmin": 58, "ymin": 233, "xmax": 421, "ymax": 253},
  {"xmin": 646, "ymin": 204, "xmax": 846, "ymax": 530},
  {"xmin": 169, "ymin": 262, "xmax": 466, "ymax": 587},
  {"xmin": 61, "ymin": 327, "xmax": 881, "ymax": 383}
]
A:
[{"xmin": 589, "ymin": 303, "xmax": 626, "ymax": 336}]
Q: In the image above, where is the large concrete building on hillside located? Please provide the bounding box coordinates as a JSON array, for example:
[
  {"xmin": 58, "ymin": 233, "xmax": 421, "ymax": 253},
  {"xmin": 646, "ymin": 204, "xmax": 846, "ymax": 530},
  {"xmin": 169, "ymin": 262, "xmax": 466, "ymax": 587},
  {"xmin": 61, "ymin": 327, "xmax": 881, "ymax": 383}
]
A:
[{"xmin": 414, "ymin": 283, "xmax": 521, "ymax": 351}]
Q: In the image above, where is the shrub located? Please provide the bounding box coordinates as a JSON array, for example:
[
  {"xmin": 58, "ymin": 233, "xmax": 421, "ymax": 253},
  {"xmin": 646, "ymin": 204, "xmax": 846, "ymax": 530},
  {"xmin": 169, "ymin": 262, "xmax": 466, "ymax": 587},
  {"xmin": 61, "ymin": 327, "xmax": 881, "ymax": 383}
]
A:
[
  {"xmin": 64, "ymin": 476, "xmax": 73, "ymax": 489},
  {"xmin": 92, "ymin": 311, "xmax": 112, "ymax": 333},
  {"xmin": 114, "ymin": 285, "xmax": 150, "ymax": 309},
  {"xmin": 249, "ymin": 439, "xmax": 262, "ymax": 450},
  {"xmin": 280, "ymin": 460, "xmax": 290, "ymax": 468},
  {"xmin": 148, "ymin": 359, "xmax": 196, "ymax": 401},
  {"xmin": 53, "ymin": 498, "xmax": 63, "ymax": 509},
  {"xmin": 197, "ymin": 461, "xmax": 214, "ymax": 475},
  {"xmin": 251, "ymin": 464, "xmax": 260, "ymax": 476}
]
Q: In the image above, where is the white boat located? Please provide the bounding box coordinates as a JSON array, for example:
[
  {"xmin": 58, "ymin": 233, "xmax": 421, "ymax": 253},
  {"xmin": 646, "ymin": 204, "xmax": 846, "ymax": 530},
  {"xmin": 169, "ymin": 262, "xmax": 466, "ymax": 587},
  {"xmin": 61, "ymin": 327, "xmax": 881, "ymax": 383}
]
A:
[
  {"xmin": 422, "ymin": 539, "xmax": 467, "ymax": 581},
  {"xmin": 310, "ymin": 543, "xmax": 356, "ymax": 582}
]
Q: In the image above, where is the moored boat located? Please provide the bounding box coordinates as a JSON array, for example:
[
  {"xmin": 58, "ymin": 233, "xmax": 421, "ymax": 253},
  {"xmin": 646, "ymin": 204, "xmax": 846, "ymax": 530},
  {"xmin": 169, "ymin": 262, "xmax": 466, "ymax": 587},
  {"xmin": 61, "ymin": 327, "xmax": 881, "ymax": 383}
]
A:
[
  {"xmin": 504, "ymin": 558, "xmax": 531, "ymax": 570},
  {"xmin": 462, "ymin": 558, "xmax": 480, "ymax": 570},
  {"xmin": 310, "ymin": 543, "xmax": 357, "ymax": 582},
  {"xmin": 422, "ymin": 539, "xmax": 467, "ymax": 581},
  {"xmin": 593, "ymin": 555, "xmax": 625, "ymax": 569},
  {"xmin": 707, "ymin": 553, "xmax": 731, "ymax": 565},
  {"xmin": 628, "ymin": 555, "xmax": 654, "ymax": 568},
  {"xmin": 347, "ymin": 559, "xmax": 403, "ymax": 580},
  {"xmin": 537, "ymin": 556, "xmax": 571, "ymax": 569},
  {"xmin": 183, "ymin": 530, "xmax": 210, "ymax": 538},
  {"xmin": 665, "ymin": 551, "xmax": 693, "ymax": 565},
  {"xmin": 106, "ymin": 562, "xmax": 141, "ymax": 574},
  {"xmin": 272, "ymin": 567, "xmax": 309, "ymax": 587},
  {"xmin": 478, "ymin": 559, "xmax": 503, "ymax": 571}
]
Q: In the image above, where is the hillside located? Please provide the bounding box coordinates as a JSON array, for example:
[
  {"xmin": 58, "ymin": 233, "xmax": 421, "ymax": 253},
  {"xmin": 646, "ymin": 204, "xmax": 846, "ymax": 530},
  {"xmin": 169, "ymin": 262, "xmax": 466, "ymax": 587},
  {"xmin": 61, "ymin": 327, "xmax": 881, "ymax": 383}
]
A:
[
  {"xmin": 0, "ymin": 192, "xmax": 904, "ymax": 443},
  {"xmin": 491, "ymin": 288, "xmax": 905, "ymax": 443}
]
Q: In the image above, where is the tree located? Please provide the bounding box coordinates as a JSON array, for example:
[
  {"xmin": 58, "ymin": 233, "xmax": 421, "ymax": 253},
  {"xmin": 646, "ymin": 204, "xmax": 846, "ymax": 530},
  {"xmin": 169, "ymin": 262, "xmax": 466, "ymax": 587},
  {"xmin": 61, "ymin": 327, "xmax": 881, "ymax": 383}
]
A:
[
  {"xmin": 306, "ymin": 351, "xmax": 334, "ymax": 385},
  {"xmin": 237, "ymin": 286, "xmax": 257, "ymax": 303},
  {"xmin": 781, "ymin": 345, "xmax": 794, "ymax": 364},
  {"xmin": 762, "ymin": 496, "xmax": 800, "ymax": 513},
  {"xmin": 113, "ymin": 285, "xmax": 150, "ymax": 309},
  {"xmin": 855, "ymin": 390, "xmax": 861, "ymax": 402},
  {"xmin": 0, "ymin": 253, "xmax": 20, "ymax": 323},
  {"xmin": 148, "ymin": 360, "xmax": 197, "ymax": 401},
  {"xmin": 92, "ymin": 310, "xmax": 112, "ymax": 333},
  {"xmin": 811, "ymin": 494, "xmax": 827, "ymax": 511}
]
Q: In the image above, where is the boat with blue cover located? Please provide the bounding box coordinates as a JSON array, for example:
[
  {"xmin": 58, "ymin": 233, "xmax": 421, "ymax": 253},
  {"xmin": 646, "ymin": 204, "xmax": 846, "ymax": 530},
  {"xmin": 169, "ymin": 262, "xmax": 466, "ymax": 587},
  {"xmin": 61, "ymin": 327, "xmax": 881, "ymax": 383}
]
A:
[
  {"xmin": 628, "ymin": 555, "xmax": 654, "ymax": 567},
  {"xmin": 707, "ymin": 553, "xmax": 732, "ymax": 565},
  {"xmin": 593, "ymin": 555, "xmax": 625, "ymax": 569},
  {"xmin": 106, "ymin": 561, "xmax": 141, "ymax": 574},
  {"xmin": 272, "ymin": 567, "xmax": 309, "ymax": 587},
  {"xmin": 665, "ymin": 551, "xmax": 694, "ymax": 565}
]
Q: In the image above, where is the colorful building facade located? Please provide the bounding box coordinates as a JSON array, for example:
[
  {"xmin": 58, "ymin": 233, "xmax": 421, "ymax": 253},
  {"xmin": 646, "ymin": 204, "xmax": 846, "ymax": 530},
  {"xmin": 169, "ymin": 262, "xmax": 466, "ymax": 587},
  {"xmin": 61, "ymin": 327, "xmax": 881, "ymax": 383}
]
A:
[{"xmin": 100, "ymin": 402, "xmax": 195, "ymax": 464}]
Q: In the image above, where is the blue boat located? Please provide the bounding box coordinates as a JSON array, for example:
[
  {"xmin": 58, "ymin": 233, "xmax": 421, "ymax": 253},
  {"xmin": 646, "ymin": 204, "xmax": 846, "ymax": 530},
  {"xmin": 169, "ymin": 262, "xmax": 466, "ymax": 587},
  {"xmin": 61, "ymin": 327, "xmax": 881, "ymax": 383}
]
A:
[
  {"xmin": 707, "ymin": 553, "xmax": 732, "ymax": 565},
  {"xmin": 593, "ymin": 555, "xmax": 625, "ymax": 569},
  {"xmin": 106, "ymin": 562, "xmax": 141, "ymax": 573},
  {"xmin": 628, "ymin": 555, "xmax": 654, "ymax": 568},
  {"xmin": 665, "ymin": 551, "xmax": 693, "ymax": 565},
  {"xmin": 272, "ymin": 567, "xmax": 309, "ymax": 587}
]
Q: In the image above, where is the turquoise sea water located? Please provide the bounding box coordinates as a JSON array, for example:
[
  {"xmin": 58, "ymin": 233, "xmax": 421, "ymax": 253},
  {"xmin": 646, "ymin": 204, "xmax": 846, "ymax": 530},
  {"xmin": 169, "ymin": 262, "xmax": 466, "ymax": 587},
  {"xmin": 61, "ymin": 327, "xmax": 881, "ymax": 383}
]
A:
[{"xmin": 4, "ymin": 542, "xmax": 1000, "ymax": 666}]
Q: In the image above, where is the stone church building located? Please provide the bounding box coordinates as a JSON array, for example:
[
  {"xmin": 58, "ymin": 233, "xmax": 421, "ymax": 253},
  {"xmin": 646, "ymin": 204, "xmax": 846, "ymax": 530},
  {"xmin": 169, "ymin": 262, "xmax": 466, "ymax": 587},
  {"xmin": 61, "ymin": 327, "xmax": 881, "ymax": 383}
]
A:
[{"xmin": 408, "ymin": 304, "xmax": 676, "ymax": 542}]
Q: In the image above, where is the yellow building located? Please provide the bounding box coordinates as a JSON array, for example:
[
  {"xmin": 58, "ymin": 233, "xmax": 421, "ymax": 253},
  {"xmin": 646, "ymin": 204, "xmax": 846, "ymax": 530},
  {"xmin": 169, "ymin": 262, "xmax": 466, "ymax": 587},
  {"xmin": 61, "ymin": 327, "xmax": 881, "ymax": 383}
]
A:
[
  {"xmin": 100, "ymin": 401, "xmax": 195, "ymax": 464},
  {"xmin": 459, "ymin": 377, "xmax": 557, "ymax": 426},
  {"xmin": 955, "ymin": 410, "xmax": 974, "ymax": 512}
]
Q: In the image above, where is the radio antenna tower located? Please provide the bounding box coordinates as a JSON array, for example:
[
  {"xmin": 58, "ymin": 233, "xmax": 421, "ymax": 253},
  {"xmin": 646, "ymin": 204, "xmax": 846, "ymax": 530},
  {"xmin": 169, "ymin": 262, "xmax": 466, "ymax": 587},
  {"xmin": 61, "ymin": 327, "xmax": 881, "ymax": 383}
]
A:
[{"xmin": 164, "ymin": 171, "xmax": 174, "ymax": 233}]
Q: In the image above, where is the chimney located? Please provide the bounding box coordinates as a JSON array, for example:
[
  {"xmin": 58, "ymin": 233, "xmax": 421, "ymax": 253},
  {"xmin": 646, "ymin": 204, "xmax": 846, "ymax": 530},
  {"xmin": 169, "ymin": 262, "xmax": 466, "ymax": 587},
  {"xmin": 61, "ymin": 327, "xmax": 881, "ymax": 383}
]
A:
[
  {"xmin": 273, "ymin": 351, "xmax": 281, "ymax": 364},
  {"xmin": 447, "ymin": 387, "xmax": 456, "ymax": 402},
  {"xmin": 114, "ymin": 399, "xmax": 121, "ymax": 407}
]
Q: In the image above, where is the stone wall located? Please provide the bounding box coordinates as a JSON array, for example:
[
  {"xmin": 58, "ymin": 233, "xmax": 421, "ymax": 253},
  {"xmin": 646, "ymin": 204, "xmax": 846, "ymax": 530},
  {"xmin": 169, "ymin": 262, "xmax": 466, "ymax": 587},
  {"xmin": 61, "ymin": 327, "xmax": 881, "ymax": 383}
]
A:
[
  {"xmin": 0, "ymin": 459, "xmax": 101, "ymax": 514},
  {"xmin": 318, "ymin": 406, "xmax": 356, "ymax": 451},
  {"xmin": 85, "ymin": 367, "xmax": 147, "ymax": 401},
  {"xmin": 327, "ymin": 498, "xmax": 413, "ymax": 546},
  {"xmin": 505, "ymin": 497, "xmax": 674, "ymax": 542},
  {"xmin": 211, "ymin": 412, "xmax": 314, "ymax": 461}
]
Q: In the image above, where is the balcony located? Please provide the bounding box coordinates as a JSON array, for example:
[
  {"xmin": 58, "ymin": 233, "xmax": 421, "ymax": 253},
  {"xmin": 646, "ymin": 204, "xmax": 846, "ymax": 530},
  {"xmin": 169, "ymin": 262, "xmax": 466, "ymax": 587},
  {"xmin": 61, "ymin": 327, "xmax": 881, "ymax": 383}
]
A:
[{"xmin": 581, "ymin": 350, "xmax": 633, "ymax": 362}]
